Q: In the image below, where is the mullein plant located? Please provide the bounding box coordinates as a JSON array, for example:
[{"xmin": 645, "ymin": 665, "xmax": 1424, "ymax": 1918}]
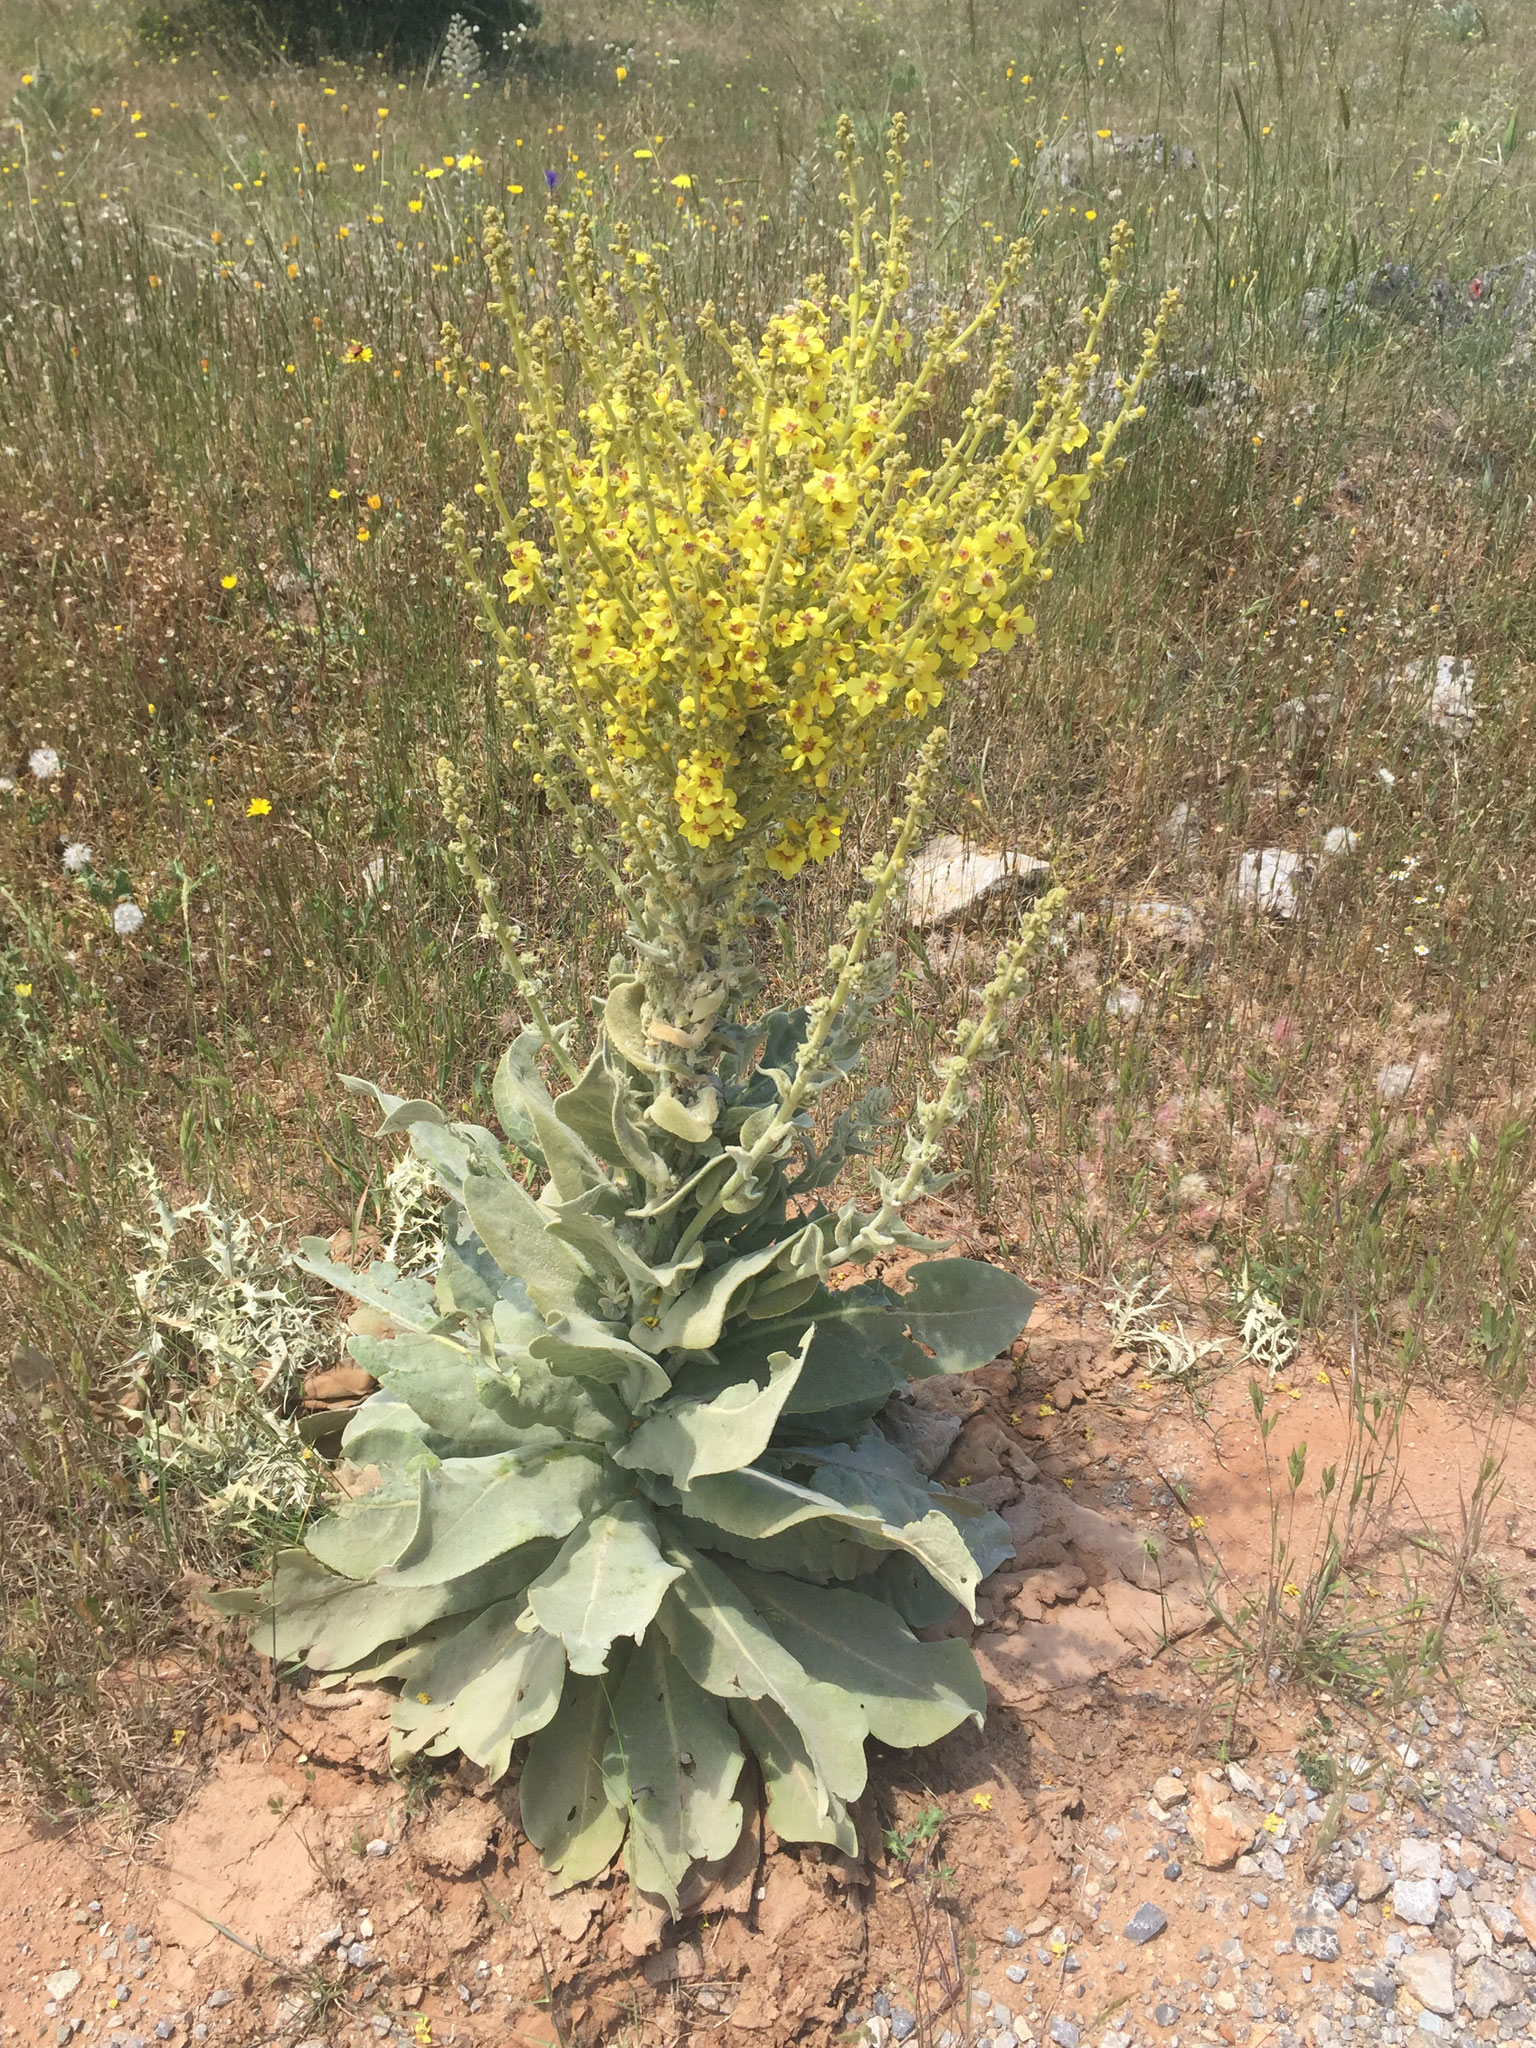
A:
[{"xmin": 224, "ymin": 119, "xmax": 1173, "ymax": 1907}]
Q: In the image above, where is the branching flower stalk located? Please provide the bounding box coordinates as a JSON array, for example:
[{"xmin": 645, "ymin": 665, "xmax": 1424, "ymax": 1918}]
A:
[{"xmin": 239, "ymin": 123, "xmax": 1173, "ymax": 1912}]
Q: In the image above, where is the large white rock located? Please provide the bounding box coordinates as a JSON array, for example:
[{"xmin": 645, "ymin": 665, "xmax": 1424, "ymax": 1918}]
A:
[
  {"xmin": 905, "ymin": 833, "xmax": 1051, "ymax": 929},
  {"xmin": 1393, "ymin": 655, "xmax": 1477, "ymax": 736},
  {"xmin": 1230, "ymin": 848, "xmax": 1307, "ymax": 920}
]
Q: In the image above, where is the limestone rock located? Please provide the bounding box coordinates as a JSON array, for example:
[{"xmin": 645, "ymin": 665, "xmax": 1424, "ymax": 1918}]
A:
[
  {"xmin": 1230, "ymin": 847, "xmax": 1307, "ymax": 920},
  {"xmin": 1396, "ymin": 1947, "xmax": 1455, "ymax": 2016},
  {"xmin": 1392, "ymin": 1877, "xmax": 1442, "ymax": 1928},
  {"xmin": 1460, "ymin": 1957, "xmax": 1520, "ymax": 2021},
  {"xmin": 906, "ymin": 834, "xmax": 1051, "ymax": 929}
]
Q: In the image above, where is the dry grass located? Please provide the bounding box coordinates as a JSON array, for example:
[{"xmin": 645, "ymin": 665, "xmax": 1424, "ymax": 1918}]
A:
[{"xmin": 2, "ymin": 0, "xmax": 1535, "ymax": 1813}]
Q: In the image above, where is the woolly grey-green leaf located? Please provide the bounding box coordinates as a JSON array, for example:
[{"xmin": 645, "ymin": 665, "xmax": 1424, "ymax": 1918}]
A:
[
  {"xmin": 306, "ymin": 1469, "xmax": 425, "ymax": 1580},
  {"xmin": 392, "ymin": 1607, "xmax": 567, "ymax": 1779},
  {"xmin": 380, "ymin": 1446, "xmax": 612, "ymax": 1588},
  {"xmin": 730, "ymin": 1695, "xmax": 858, "ymax": 1855},
  {"xmin": 462, "ymin": 1169, "xmax": 597, "ymax": 1320},
  {"xmin": 728, "ymin": 1565, "xmax": 987, "ymax": 1747},
  {"xmin": 526, "ymin": 1499, "xmax": 682, "ymax": 1674},
  {"xmin": 519, "ymin": 1670, "xmax": 629, "ymax": 1890},
  {"xmin": 901, "ymin": 1257, "xmax": 1038, "ymax": 1373},
  {"xmin": 295, "ymin": 1240, "xmax": 440, "ymax": 1333},
  {"xmin": 656, "ymin": 1541, "xmax": 868, "ymax": 1816},
  {"xmin": 530, "ymin": 1311, "xmax": 673, "ymax": 1406},
  {"xmin": 602, "ymin": 1632, "xmax": 745, "ymax": 1909},
  {"xmin": 614, "ymin": 1330, "xmax": 811, "ymax": 1486},
  {"xmin": 348, "ymin": 1332, "xmax": 546, "ymax": 1455},
  {"xmin": 495, "ymin": 1032, "xmax": 615, "ymax": 1205}
]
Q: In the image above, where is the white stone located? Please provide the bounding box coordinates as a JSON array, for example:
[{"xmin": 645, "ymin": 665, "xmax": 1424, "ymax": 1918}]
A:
[
  {"xmin": 905, "ymin": 834, "xmax": 1051, "ymax": 929},
  {"xmin": 1230, "ymin": 847, "xmax": 1306, "ymax": 919},
  {"xmin": 1320, "ymin": 826, "xmax": 1358, "ymax": 859},
  {"xmin": 1113, "ymin": 897, "xmax": 1205, "ymax": 947},
  {"xmin": 1392, "ymin": 1877, "xmax": 1442, "ymax": 1927},
  {"xmin": 1398, "ymin": 1839, "xmax": 1443, "ymax": 1883},
  {"xmin": 1162, "ymin": 803, "xmax": 1201, "ymax": 852},
  {"xmin": 44, "ymin": 1973, "xmax": 81, "ymax": 2003},
  {"xmin": 1396, "ymin": 1946, "xmax": 1455, "ymax": 2015},
  {"xmin": 1400, "ymin": 655, "xmax": 1477, "ymax": 736}
]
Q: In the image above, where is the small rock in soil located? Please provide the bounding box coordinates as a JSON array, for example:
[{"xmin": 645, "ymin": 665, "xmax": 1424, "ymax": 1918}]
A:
[
  {"xmin": 1462, "ymin": 1958, "xmax": 1522, "ymax": 2020},
  {"xmin": 890, "ymin": 2009, "xmax": 916, "ymax": 2043},
  {"xmin": 203, "ymin": 1994, "xmax": 232, "ymax": 2011},
  {"xmin": 1293, "ymin": 1925, "xmax": 1342, "ymax": 1962},
  {"xmin": 1352, "ymin": 1858, "xmax": 1390, "ymax": 1902},
  {"xmin": 1153, "ymin": 2004, "xmax": 1180, "ymax": 2028},
  {"xmin": 1003, "ymin": 1926, "xmax": 1024, "ymax": 1946},
  {"xmin": 1123, "ymin": 1903, "xmax": 1169, "ymax": 1946},
  {"xmin": 1049, "ymin": 2020, "xmax": 1081, "ymax": 2048},
  {"xmin": 45, "ymin": 1974, "xmax": 82, "ymax": 2003},
  {"xmin": 1152, "ymin": 1776, "xmax": 1187, "ymax": 1808},
  {"xmin": 1397, "ymin": 1948, "xmax": 1456, "ymax": 2016},
  {"xmin": 1353, "ymin": 1968, "xmax": 1397, "ymax": 2006},
  {"xmin": 1392, "ymin": 1877, "xmax": 1442, "ymax": 1927}
]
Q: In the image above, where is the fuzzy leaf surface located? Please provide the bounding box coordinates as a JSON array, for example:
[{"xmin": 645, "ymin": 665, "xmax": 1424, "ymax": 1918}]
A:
[
  {"xmin": 527, "ymin": 1499, "xmax": 682, "ymax": 1674},
  {"xmin": 728, "ymin": 1566, "xmax": 986, "ymax": 1746},
  {"xmin": 900, "ymin": 1258, "xmax": 1038, "ymax": 1373},
  {"xmin": 463, "ymin": 1170, "xmax": 596, "ymax": 1321},
  {"xmin": 520, "ymin": 1670, "xmax": 628, "ymax": 1890},
  {"xmin": 730, "ymin": 1696, "xmax": 858, "ymax": 1854},
  {"xmin": 380, "ymin": 1447, "xmax": 611, "ymax": 1588},
  {"xmin": 615, "ymin": 1330, "xmax": 810, "ymax": 1486},
  {"xmin": 602, "ymin": 1632, "xmax": 745, "ymax": 1908}
]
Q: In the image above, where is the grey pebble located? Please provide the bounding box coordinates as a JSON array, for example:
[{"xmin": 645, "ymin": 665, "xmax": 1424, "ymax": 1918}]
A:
[
  {"xmin": 1048, "ymin": 2021, "xmax": 1081, "ymax": 2048},
  {"xmin": 891, "ymin": 2010, "xmax": 916, "ymax": 2043},
  {"xmin": 1294, "ymin": 1925, "xmax": 1343, "ymax": 1963},
  {"xmin": 1124, "ymin": 1903, "xmax": 1169, "ymax": 1946},
  {"xmin": 1003, "ymin": 1926, "xmax": 1024, "ymax": 1947},
  {"xmin": 1006, "ymin": 1966, "xmax": 1026, "ymax": 1984},
  {"xmin": 1164, "ymin": 1860, "xmax": 1182, "ymax": 1881},
  {"xmin": 204, "ymin": 1994, "xmax": 232, "ymax": 2011},
  {"xmin": 1153, "ymin": 2004, "xmax": 1179, "ymax": 2028}
]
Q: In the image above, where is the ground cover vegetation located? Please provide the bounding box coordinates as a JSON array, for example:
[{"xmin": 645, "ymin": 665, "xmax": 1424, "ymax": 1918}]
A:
[{"xmin": 1, "ymin": 0, "xmax": 1534, "ymax": 1827}]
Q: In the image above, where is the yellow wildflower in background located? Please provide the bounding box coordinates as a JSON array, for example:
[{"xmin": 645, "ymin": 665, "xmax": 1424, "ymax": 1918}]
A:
[{"xmin": 246, "ymin": 797, "xmax": 272, "ymax": 817}]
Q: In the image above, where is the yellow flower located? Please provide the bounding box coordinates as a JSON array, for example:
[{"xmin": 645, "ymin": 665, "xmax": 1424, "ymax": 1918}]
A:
[
  {"xmin": 670, "ymin": 173, "xmax": 692, "ymax": 189},
  {"xmin": 220, "ymin": 572, "xmax": 239, "ymax": 589},
  {"xmin": 616, "ymin": 65, "xmax": 627, "ymax": 81},
  {"xmin": 357, "ymin": 526, "xmax": 371, "ymax": 542},
  {"xmin": 246, "ymin": 797, "xmax": 272, "ymax": 817},
  {"xmin": 13, "ymin": 982, "xmax": 32, "ymax": 999},
  {"xmin": 1283, "ymin": 1581, "xmax": 1301, "ymax": 1598},
  {"xmin": 1263, "ymin": 1812, "xmax": 1284, "ymax": 1833},
  {"xmin": 343, "ymin": 340, "xmax": 373, "ymax": 363},
  {"xmin": 971, "ymin": 1791, "xmax": 993, "ymax": 1811}
]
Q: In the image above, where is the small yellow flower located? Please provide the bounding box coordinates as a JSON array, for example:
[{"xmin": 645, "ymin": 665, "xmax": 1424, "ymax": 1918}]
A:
[
  {"xmin": 616, "ymin": 65, "xmax": 627, "ymax": 81},
  {"xmin": 416, "ymin": 1691, "xmax": 433, "ymax": 1704},
  {"xmin": 971, "ymin": 1791, "xmax": 993, "ymax": 1811},
  {"xmin": 1263, "ymin": 1811, "xmax": 1284, "ymax": 1833},
  {"xmin": 246, "ymin": 797, "xmax": 272, "ymax": 817},
  {"xmin": 670, "ymin": 173, "xmax": 692, "ymax": 189},
  {"xmin": 343, "ymin": 340, "xmax": 373, "ymax": 363},
  {"xmin": 1283, "ymin": 1581, "xmax": 1301, "ymax": 1598},
  {"xmin": 13, "ymin": 982, "xmax": 32, "ymax": 999},
  {"xmin": 367, "ymin": 493, "xmax": 382, "ymax": 510},
  {"xmin": 171, "ymin": 1728, "xmax": 187, "ymax": 1746},
  {"xmin": 357, "ymin": 525, "xmax": 371, "ymax": 542},
  {"xmin": 220, "ymin": 572, "xmax": 239, "ymax": 589},
  {"xmin": 633, "ymin": 148, "xmax": 653, "ymax": 160},
  {"xmin": 1188, "ymin": 1515, "xmax": 1207, "ymax": 1532}
]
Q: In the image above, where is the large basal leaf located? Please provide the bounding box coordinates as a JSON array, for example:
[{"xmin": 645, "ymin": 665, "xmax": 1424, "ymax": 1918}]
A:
[
  {"xmin": 656, "ymin": 1541, "xmax": 868, "ymax": 1816},
  {"xmin": 727, "ymin": 1566, "xmax": 986, "ymax": 1749},
  {"xmin": 900, "ymin": 1258, "xmax": 1038, "ymax": 1374},
  {"xmin": 295, "ymin": 1239, "xmax": 440, "ymax": 1334},
  {"xmin": 340, "ymin": 1389, "xmax": 440, "ymax": 1468},
  {"xmin": 463, "ymin": 1169, "xmax": 597, "ymax": 1322},
  {"xmin": 380, "ymin": 1446, "xmax": 612, "ymax": 1589},
  {"xmin": 615, "ymin": 1330, "xmax": 811, "ymax": 1487},
  {"xmin": 531, "ymin": 1311, "xmax": 673, "ymax": 1406},
  {"xmin": 520, "ymin": 1669, "xmax": 628, "ymax": 1891},
  {"xmin": 475, "ymin": 1348, "xmax": 628, "ymax": 1446},
  {"xmin": 433, "ymin": 1228, "xmax": 543, "ymax": 1331},
  {"xmin": 221, "ymin": 1546, "xmax": 504, "ymax": 1671},
  {"xmin": 306, "ymin": 1470, "xmax": 424, "ymax": 1581},
  {"xmin": 675, "ymin": 1464, "xmax": 983, "ymax": 1612},
  {"xmin": 394, "ymin": 1600, "xmax": 567, "ymax": 1779},
  {"xmin": 730, "ymin": 1696, "xmax": 858, "ymax": 1855},
  {"xmin": 805, "ymin": 1433, "xmax": 1016, "ymax": 1582},
  {"xmin": 349, "ymin": 1331, "xmax": 549, "ymax": 1455},
  {"xmin": 527, "ymin": 1499, "xmax": 682, "ymax": 1675},
  {"xmin": 710, "ymin": 1282, "xmax": 932, "ymax": 1412},
  {"xmin": 602, "ymin": 1632, "xmax": 745, "ymax": 1909}
]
